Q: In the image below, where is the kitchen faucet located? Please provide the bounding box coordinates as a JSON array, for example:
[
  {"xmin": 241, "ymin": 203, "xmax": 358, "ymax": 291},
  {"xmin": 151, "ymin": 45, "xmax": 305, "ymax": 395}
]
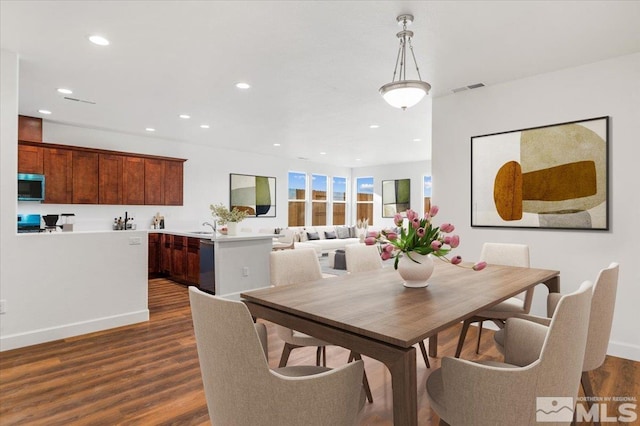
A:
[{"xmin": 203, "ymin": 221, "xmax": 216, "ymax": 233}]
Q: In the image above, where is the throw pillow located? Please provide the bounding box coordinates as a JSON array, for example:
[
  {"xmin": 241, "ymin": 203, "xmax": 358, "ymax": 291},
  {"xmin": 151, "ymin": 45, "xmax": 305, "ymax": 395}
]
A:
[
  {"xmin": 336, "ymin": 227, "xmax": 350, "ymax": 239},
  {"xmin": 307, "ymin": 232, "xmax": 320, "ymax": 240},
  {"xmin": 349, "ymin": 226, "xmax": 357, "ymax": 238},
  {"xmin": 298, "ymin": 231, "xmax": 308, "ymax": 242},
  {"xmin": 324, "ymin": 231, "xmax": 337, "ymax": 239}
]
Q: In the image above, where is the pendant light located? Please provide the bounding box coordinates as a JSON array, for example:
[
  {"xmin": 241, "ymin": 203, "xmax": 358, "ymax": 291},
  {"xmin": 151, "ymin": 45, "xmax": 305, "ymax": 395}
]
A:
[{"xmin": 379, "ymin": 14, "xmax": 431, "ymax": 110}]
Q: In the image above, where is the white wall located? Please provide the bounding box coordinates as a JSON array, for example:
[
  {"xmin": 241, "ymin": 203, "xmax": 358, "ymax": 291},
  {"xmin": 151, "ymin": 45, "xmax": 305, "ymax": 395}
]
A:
[
  {"xmin": 432, "ymin": 53, "xmax": 640, "ymax": 361},
  {"xmin": 352, "ymin": 160, "xmax": 431, "ymax": 229}
]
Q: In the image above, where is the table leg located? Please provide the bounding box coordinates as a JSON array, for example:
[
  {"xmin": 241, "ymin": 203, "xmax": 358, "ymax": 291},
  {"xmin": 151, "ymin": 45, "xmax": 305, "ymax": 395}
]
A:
[
  {"xmin": 383, "ymin": 346, "xmax": 418, "ymax": 426},
  {"xmin": 428, "ymin": 333, "xmax": 438, "ymax": 357},
  {"xmin": 544, "ymin": 275, "xmax": 560, "ymax": 293}
]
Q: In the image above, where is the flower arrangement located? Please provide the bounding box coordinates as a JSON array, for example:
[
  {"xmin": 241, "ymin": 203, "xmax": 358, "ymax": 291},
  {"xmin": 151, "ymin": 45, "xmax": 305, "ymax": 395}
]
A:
[
  {"xmin": 365, "ymin": 206, "xmax": 487, "ymax": 271},
  {"xmin": 209, "ymin": 203, "xmax": 249, "ymax": 225}
]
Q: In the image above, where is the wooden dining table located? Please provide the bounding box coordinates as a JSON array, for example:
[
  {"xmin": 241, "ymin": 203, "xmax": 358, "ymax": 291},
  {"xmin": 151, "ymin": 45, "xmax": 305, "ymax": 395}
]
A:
[{"xmin": 241, "ymin": 261, "xmax": 560, "ymax": 425}]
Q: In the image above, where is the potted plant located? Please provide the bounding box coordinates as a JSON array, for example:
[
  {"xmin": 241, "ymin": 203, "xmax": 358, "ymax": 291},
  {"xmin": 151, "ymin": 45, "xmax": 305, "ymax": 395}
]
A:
[{"xmin": 209, "ymin": 203, "xmax": 248, "ymax": 236}]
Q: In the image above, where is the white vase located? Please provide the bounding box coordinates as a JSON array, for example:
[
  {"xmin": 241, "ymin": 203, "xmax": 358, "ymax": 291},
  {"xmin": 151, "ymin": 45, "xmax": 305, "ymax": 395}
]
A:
[
  {"xmin": 226, "ymin": 222, "xmax": 238, "ymax": 236},
  {"xmin": 397, "ymin": 253, "xmax": 434, "ymax": 288}
]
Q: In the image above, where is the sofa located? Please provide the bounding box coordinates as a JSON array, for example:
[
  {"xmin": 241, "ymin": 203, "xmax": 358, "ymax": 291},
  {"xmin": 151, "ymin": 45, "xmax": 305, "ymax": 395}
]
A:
[{"xmin": 288, "ymin": 226, "xmax": 368, "ymax": 255}]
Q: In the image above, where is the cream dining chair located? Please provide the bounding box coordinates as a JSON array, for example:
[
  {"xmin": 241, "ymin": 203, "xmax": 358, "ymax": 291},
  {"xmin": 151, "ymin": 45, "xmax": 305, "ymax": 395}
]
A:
[
  {"xmin": 189, "ymin": 287, "xmax": 365, "ymax": 426},
  {"xmin": 455, "ymin": 242, "xmax": 531, "ymax": 357},
  {"xmin": 270, "ymin": 248, "xmax": 373, "ymax": 402},
  {"xmin": 427, "ymin": 280, "xmax": 593, "ymax": 426},
  {"xmin": 493, "ymin": 262, "xmax": 619, "ymax": 426}
]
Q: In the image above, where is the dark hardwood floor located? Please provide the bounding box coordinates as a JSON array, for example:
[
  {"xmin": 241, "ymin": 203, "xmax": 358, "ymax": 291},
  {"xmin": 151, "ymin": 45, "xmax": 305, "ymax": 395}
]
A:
[{"xmin": 1, "ymin": 278, "xmax": 638, "ymax": 425}]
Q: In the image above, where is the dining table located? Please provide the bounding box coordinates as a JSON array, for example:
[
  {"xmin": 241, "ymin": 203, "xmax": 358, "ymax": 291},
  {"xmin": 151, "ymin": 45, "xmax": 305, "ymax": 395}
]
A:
[{"xmin": 241, "ymin": 261, "xmax": 560, "ymax": 425}]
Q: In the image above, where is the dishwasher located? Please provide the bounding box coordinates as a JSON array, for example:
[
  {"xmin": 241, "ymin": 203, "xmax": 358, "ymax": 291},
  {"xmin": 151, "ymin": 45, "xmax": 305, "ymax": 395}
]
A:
[{"xmin": 199, "ymin": 239, "xmax": 215, "ymax": 294}]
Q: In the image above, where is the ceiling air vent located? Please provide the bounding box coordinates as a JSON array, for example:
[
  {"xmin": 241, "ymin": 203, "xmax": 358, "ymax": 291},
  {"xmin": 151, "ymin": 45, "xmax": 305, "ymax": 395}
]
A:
[
  {"xmin": 452, "ymin": 83, "xmax": 485, "ymax": 94},
  {"xmin": 64, "ymin": 96, "xmax": 96, "ymax": 105}
]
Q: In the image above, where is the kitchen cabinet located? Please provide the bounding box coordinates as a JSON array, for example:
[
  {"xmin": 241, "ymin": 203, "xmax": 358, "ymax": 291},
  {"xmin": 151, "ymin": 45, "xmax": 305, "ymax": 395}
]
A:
[
  {"xmin": 17, "ymin": 138, "xmax": 185, "ymax": 205},
  {"xmin": 18, "ymin": 144, "xmax": 44, "ymax": 174},
  {"xmin": 144, "ymin": 158, "xmax": 165, "ymax": 205},
  {"xmin": 148, "ymin": 233, "xmax": 161, "ymax": 275},
  {"xmin": 72, "ymin": 151, "xmax": 99, "ymax": 204},
  {"xmin": 186, "ymin": 238, "xmax": 200, "ymax": 284},
  {"xmin": 160, "ymin": 234, "xmax": 172, "ymax": 275},
  {"xmin": 18, "ymin": 115, "xmax": 42, "ymax": 142},
  {"xmin": 123, "ymin": 156, "xmax": 145, "ymax": 205},
  {"xmin": 43, "ymin": 147, "xmax": 72, "ymax": 204},
  {"xmin": 170, "ymin": 236, "xmax": 187, "ymax": 281},
  {"xmin": 99, "ymin": 154, "xmax": 123, "ymax": 204},
  {"xmin": 164, "ymin": 161, "xmax": 184, "ymax": 205}
]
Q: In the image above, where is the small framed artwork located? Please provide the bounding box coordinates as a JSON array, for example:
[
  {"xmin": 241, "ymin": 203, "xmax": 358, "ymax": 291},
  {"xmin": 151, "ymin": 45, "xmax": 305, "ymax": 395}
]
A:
[
  {"xmin": 382, "ymin": 178, "xmax": 410, "ymax": 217},
  {"xmin": 471, "ymin": 116, "xmax": 609, "ymax": 230},
  {"xmin": 230, "ymin": 173, "xmax": 276, "ymax": 217}
]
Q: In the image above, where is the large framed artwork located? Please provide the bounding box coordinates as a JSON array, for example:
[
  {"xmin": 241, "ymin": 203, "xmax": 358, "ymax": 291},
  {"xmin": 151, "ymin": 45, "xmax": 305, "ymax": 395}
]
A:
[
  {"xmin": 382, "ymin": 178, "xmax": 410, "ymax": 217},
  {"xmin": 471, "ymin": 116, "xmax": 609, "ymax": 230},
  {"xmin": 230, "ymin": 173, "xmax": 276, "ymax": 217}
]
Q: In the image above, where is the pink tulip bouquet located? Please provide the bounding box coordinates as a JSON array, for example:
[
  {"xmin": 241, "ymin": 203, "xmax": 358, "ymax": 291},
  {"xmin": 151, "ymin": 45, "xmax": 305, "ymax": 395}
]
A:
[{"xmin": 365, "ymin": 206, "xmax": 487, "ymax": 271}]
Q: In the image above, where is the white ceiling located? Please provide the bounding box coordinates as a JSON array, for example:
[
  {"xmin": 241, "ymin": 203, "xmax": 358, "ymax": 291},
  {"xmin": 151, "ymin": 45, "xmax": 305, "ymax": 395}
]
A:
[{"xmin": 2, "ymin": 1, "xmax": 639, "ymax": 167}]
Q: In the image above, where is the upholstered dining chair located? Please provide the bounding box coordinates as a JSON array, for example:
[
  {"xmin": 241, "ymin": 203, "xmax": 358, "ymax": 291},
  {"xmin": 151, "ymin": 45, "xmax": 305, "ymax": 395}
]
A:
[
  {"xmin": 345, "ymin": 244, "xmax": 383, "ymax": 274},
  {"xmin": 427, "ymin": 280, "xmax": 593, "ymax": 426},
  {"xmin": 493, "ymin": 262, "xmax": 619, "ymax": 426},
  {"xmin": 455, "ymin": 242, "xmax": 531, "ymax": 357},
  {"xmin": 270, "ymin": 248, "xmax": 373, "ymax": 402},
  {"xmin": 189, "ymin": 287, "xmax": 365, "ymax": 426}
]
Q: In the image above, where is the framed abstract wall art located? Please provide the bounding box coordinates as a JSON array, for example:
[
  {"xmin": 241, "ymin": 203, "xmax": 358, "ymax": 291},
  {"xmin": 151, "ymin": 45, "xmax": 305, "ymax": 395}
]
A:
[
  {"xmin": 230, "ymin": 173, "xmax": 276, "ymax": 217},
  {"xmin": 382, "ymin": 178, "xmax": 410, "ymax": 217},
  {"xmin": 471, "ymin": 116, "xmax": 609, "ymax": 230}
]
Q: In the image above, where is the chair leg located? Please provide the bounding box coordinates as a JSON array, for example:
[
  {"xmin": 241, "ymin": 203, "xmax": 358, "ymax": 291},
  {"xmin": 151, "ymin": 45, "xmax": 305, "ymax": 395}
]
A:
[
  {"xmin": 350, "ymin": 352, "xmax": 373, "ymax": 403},
  {"xmin": 322, "ymin": 346, "xmax": 326, "ymax": 367},
  {"xmin": 278, "ymin": 343, "xmax": 296, "ymax": 368},
  {"xmin": 418, "ymin": 340, "xmax": 431, "ymax": 368},
  {"xmin": 455, "ymin": 319, "xmax": 473, "ymax": 358},
  {"xmin": 581, "ymin": 371, "xmax": 600, "ymax": 426},
  {"xmin": 475, "ymin": 320, "xmax": 483, "ymax": 354},
  {"xmin": 315, "ymin": 346, "xmax": 325, "ymax": 366}
]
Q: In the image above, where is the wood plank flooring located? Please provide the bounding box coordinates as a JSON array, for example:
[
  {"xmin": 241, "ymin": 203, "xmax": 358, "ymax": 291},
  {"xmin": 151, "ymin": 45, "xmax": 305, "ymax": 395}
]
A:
[{"xmin": 1, "ymin": 278, "xmax": 638, "ymax": 425}]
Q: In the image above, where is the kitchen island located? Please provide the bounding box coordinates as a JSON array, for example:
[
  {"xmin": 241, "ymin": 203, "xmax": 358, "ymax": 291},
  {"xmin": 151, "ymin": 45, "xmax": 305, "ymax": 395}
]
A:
[{"xmin": 149, "ymin": 230, "xmax": 274, "ymax": 297}]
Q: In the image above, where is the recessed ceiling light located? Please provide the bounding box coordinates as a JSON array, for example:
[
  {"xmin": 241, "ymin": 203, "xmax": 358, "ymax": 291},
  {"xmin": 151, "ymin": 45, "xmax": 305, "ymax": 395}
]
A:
[
  {"xmin": 413, "ymin": 138, "xmax": 422, "ymax": 142},
  {"xmin": 200, "ymin": 124, "xmax": 210, "ymax": 129},
  {"xmin": 57, "ymin": 88, "xmax": 72, "ymax": 94},
  {"xmin": 320, "ymin": 152, "xmax": 327, "ymax": 155},
  {"xmin": 235, "ymin": 82, "xmax": 251, "ymax": 89},
  {"xmin": 273, "ymin": 143, "xmax": 281, "ymax": 147},
  {"xmin": 88, "ymin": 35, "xmax": 110, "ymax": 46},
  {"xmin": 355, "ymin": 158, "xmax": 361, "ymax": 161},
  {"xmin": 145, "ymin": 128, "xmax": 156, "ymax": 132},
  {"xmin": 179, "ymin": 114, "xmax": 191, "ymax": 119},
  {"xmin": 38, "ymin": 109, "xmax": 52, "ymax": 115},
  {"xmin": 369, "ymin": 124, "xmax": 380, "ymax": 129}
]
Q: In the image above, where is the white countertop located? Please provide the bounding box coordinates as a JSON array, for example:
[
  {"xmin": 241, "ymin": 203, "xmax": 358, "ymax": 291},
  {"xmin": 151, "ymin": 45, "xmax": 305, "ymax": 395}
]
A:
[{"xmin": 149, "ymin": 229, "xmax": 277, "ymax": 242}]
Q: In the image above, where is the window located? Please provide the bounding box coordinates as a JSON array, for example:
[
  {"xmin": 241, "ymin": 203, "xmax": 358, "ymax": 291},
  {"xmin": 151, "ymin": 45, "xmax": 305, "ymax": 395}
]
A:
[
  {"xmin": 288, "ymin": 172, "xmax": 306, "ymax": 226},
  {"xmin": 332, "ymin": 176, "xmax": 347, "ymax": 225},
  {"xmin": 356, "ymin": 176, "xmax": 374, "ymax": 225},
  {"xmin": 311, "ymin": 174, "xmax": 328, "ymax": 226},
  {"xmin": 424, "ymin": 175, "xmax": 432, "ymax": 214}
]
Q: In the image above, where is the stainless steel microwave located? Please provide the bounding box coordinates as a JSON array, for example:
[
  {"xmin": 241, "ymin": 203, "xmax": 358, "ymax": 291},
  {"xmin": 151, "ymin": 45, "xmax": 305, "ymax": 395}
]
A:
[{"xmin": 18, "ymin": 173, "xmax": 45, "ymax": 201}]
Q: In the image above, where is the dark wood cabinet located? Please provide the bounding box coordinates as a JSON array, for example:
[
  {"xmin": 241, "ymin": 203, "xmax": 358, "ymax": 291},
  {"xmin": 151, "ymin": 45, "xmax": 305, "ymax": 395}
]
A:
[
  {"xmin": 72, "ymin": 151, "xmax": 99, "ymax": 204},
  {"xmin": 99, "ymin": 154, "xmax": 123, "ymax": 204},
  {"xmin": 17, "ymin": 138, "xmax": 185, "ymax": 205},
  {"xmin": 43, "ymin": 147, "xmax": 72, "ymax": 204},
  {"xmin": 144, "ymin": 158, "xmax": 165, "ymax": 205},
  {"xmin": 186, "ymin": 238, "xmax": 200, "ymax": 284},
  {"xmin": 151, "ymin": 233, "xmax": 199, "ymax": 286},
  {"xmin": 164, "ymin": 161, "xmax": 184, "ymax": 206},
  {"xmin": 18, "ymin": 144, "xmax": 44, "ymax": 174},
  {"xmin": 18, "ymin": 115, "xmax": 42, "ymax": 142},
  {"xmin": 123, "ymin": 156, "xmax": 145, "ymax": 205},
  {"xmin": 148, "ymin": 233, "xmax": 161, "ymax": 275}
]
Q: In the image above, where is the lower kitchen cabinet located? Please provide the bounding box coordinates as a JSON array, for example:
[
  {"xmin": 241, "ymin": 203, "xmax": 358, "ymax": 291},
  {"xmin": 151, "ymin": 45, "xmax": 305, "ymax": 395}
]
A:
[{"xmin": 150, "ymin": 233, "xmax": 199, "ymax": 286}]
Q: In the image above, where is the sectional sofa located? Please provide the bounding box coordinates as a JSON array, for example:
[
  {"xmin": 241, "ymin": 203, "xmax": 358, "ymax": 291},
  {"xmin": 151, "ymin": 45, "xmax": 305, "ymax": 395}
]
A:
[{"xmin": 285, "ymin": 226, "xmax": 368, "ymax": 255}]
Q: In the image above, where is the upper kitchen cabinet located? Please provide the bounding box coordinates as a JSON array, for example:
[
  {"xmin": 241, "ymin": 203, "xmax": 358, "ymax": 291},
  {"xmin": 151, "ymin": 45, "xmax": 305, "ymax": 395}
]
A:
[
  {"xmin": 144, "ymin": 158, "xmax": 165, "ymax": 205},
  {"xmin": 43, "ymin": 147, "xmax": 72, "ymax": 204},
  {"xmin": 99, "ymin": 154, "xmax": 123, "ymax": 204},
  {"xmin": 164, "ymin": 160, "xmax": 184, "ymax": 206},
  {"xmin": 72, "ymin": 151, "xmax": 99, "ymax": 204},
  {"xmin": 18, "ymin": 115, "xmax": 43, "ymax": 142},
  {"xmin": 123, "ymin": 156, "xmax": 145, "ymax": 205},
  {"xmin": 18, "ymin": 144, "xmax": 44, "ymax": 174}
]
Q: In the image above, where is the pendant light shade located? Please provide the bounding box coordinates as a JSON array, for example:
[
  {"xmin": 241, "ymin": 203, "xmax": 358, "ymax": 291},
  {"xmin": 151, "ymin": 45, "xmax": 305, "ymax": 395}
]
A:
[{"xmin": 379, "ymin": 15, "xmax": 431, "ymax": 110}]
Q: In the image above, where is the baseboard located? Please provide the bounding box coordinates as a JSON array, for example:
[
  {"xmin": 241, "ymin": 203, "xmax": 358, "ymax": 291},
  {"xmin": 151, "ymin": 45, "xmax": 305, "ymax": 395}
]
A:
[
  {"xmin": 0, "ymin": 310, "xmax": 149, "ymax": 352},
  {"xmin": 607, "ymin": 340, "xmax": 640, "ymax": 362}
]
